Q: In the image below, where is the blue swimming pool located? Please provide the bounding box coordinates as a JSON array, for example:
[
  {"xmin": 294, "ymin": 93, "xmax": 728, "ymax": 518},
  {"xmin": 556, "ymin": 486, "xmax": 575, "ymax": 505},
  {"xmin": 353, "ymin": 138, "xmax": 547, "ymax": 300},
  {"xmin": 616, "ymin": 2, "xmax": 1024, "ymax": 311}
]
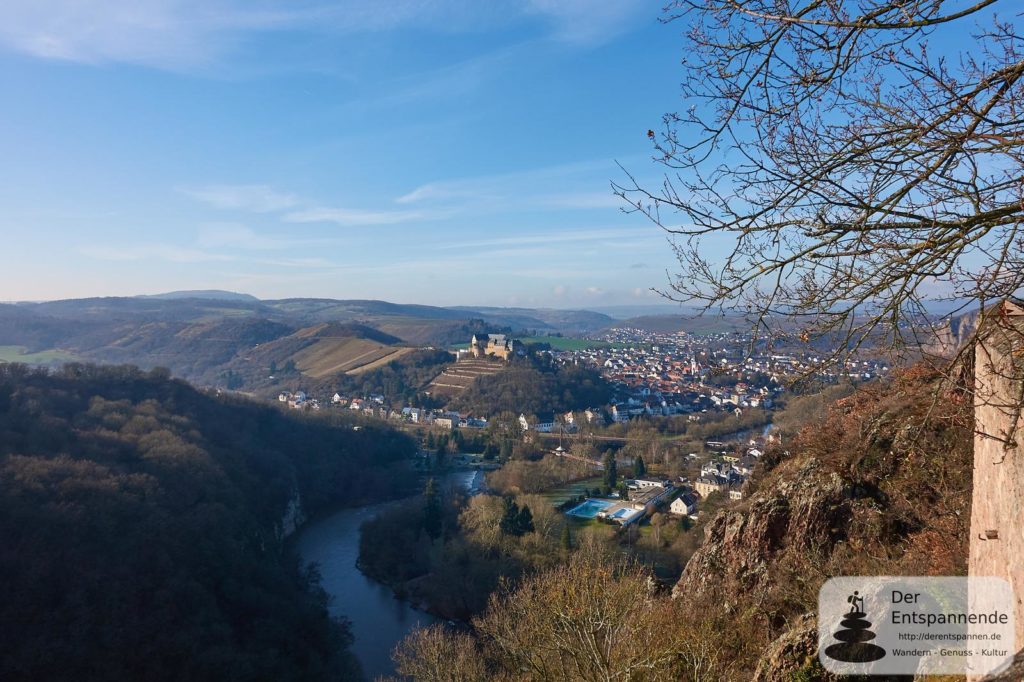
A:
[{"xmin": 567, "ymin": 498, "xmax": 613, "ymax": 519}]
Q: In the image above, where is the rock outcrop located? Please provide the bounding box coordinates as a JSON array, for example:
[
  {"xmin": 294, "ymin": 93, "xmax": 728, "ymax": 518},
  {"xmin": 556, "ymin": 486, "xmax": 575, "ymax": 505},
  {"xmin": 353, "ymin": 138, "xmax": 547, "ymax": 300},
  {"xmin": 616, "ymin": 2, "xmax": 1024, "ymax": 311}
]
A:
[
  {"xmin": 673, "ymin": 458, "xmax": 847, "ymax": 602},
  {"xmin": 752, "ymin": 613, "xmax": 840, "ymax": 682},
  {"xmin": 672, "ymin": 366, "xmax": 973, "ymax": 679},
  {"xmin": 279, "ymin": 489, "xmax": 306, "ymax": 539},
  {"xmin": 980, "ymin": 648, "xmax": 1024, "ymax": 681}
]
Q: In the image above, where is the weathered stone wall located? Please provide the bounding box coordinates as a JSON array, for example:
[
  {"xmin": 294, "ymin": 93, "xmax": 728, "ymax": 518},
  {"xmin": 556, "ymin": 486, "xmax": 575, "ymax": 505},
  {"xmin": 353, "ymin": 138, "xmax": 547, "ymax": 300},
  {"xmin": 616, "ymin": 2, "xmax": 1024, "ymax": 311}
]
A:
[{"xmin": 970, "ymin": 303, "xmax": 1024, "ymax": 657}]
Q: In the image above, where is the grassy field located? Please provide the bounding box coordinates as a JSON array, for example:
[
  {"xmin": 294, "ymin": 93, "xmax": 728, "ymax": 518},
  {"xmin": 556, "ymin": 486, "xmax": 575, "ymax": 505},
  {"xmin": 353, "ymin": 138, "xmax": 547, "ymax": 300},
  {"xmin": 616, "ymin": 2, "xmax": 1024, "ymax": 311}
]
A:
[
  {"xmin": 539, "ymin": 477, "xmax": 604, "ymax": 506},
  {"xmin": 0, "ymin": 346, "xmax": 81, "ymax": 365}
]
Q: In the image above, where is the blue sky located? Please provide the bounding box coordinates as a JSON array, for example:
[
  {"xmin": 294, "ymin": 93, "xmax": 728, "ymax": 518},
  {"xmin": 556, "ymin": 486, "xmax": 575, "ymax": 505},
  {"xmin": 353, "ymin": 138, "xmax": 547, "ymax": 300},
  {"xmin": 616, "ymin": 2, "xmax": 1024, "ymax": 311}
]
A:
[{"xmin": 0, "ymin": 0, "xmax": 687, "ymax": 308}]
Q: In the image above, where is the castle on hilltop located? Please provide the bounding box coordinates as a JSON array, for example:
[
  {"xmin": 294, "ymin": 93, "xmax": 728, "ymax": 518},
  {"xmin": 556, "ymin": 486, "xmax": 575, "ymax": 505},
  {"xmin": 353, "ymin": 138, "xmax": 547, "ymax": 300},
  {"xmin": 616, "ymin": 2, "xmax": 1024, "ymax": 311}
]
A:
[{"xmin": 469, "ymin": 333, "xmax": 521, "ymax": 361}]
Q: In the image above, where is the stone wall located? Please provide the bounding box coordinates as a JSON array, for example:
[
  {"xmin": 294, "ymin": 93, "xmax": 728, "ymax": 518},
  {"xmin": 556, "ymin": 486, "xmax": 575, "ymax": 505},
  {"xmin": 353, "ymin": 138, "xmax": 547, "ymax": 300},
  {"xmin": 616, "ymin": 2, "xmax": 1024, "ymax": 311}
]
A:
[{"xmin": 969, "ymin": 301, "xmax": 1024, "ymax": 656}]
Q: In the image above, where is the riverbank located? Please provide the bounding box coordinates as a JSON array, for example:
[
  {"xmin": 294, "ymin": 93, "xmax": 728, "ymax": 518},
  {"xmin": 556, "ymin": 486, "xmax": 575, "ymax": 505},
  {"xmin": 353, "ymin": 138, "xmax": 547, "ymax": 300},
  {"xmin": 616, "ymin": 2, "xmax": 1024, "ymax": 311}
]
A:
[{"xmin": 294, "ymin": 470, "xmax": 479, "ymax": 681}]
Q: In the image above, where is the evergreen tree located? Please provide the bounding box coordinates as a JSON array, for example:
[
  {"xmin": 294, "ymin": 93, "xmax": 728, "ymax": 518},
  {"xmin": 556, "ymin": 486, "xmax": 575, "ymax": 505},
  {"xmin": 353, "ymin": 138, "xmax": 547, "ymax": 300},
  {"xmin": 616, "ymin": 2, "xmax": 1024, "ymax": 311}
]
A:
[
  {"xmin": 422, "ymin": 478, "xmax": 442, "ymax": 540},
  {"xmin": 517, "ymin": 504, "xmax": 534, "ymax": 535},
  {"xmin": 499, "ymin": 497, "xmax": 521, "ymax": 536},
  {"xmin": 426, "ymin": 432, "xmax": 435, "ymax": 449},
  {"xmin": 603, "ymin": 452, "xmax": 617, "ymax": 490},
  {"xmin": 634, "ymin": 455, "xmax": 647, "ymax": 478}
]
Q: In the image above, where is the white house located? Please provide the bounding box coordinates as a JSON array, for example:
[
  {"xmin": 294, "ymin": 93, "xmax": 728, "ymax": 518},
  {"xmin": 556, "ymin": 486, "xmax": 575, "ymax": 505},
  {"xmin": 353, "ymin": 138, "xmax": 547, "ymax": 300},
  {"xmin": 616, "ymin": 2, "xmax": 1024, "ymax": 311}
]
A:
[
  {"xmin": 629, "ymin": 478, "xmax": 673, "ymax": 490},
  {"xmin": 670, "ymin": 492, "xmax": 699, "ymax": 516}
]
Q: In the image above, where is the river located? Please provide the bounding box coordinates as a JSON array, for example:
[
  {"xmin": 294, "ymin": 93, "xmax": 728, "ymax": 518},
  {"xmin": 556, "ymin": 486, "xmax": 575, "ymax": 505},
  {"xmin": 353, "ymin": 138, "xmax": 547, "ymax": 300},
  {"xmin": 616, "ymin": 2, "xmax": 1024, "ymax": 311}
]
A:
[{"xmin": 294, "ymin": 470, "xmax": 480, "ymax": 681}]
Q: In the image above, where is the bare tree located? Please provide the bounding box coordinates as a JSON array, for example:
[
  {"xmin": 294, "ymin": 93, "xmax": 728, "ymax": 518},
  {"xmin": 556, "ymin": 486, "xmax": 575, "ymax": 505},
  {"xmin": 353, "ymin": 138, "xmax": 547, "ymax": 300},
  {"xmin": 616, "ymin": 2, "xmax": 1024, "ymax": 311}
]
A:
[
  {"xmin": 393, "ymin": 546, "xmax": 693, "ymax": 681},
  {"xmin": 392, "ymin": 625, "xmax": 489, "ymax": 682},
  {"xmin": 472, "ymin": 548, "xmax": 683, "ymax": 681},
  {"xmin": 616, "ymin": 0, "xmax": 1023, "ymax": 366}
]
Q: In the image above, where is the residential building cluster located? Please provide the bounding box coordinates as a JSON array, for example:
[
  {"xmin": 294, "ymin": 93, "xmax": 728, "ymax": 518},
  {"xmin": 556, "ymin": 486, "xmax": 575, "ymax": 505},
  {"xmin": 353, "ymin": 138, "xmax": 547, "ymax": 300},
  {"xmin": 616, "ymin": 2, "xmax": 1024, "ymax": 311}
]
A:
[
  {"xmin": 278, "ymin": 388, "xmax": 495, "ymax": 429},
  {"xmin": 545, "ymin": 327, "xmax": 889, "ymax": 423}
]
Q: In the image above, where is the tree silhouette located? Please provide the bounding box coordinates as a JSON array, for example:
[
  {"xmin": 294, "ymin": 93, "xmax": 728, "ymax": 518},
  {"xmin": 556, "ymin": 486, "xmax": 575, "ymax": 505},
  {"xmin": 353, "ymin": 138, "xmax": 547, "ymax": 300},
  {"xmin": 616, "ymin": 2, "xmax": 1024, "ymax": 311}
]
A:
[
  {"xmin": 604, "ymin": 452, "xmax": 618, "ymax": 490},
  {"xmin": 423, "ymin": 478, "xmax": 442, "ymax": 540},
  {"xmin": 517, "ymin": 504, "xmax": 535, "ymax": 535}
]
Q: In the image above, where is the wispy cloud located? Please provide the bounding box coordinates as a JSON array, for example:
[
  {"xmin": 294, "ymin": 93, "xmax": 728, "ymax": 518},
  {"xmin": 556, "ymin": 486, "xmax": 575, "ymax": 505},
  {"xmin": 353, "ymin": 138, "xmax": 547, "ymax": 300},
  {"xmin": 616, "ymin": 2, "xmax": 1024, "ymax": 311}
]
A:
[
  {"xmin": 538, "ymin": 191, "xmax": 622, "ymax": 209},
  {"xmin": 0, "ymin": 0, "xmax": 644, "ymax": 69},
  {"xmin": 436, "ymin": 227, "xmax": 661, "ymax": 251},
  {"xmin": 348, "ymin": 43, "xmax": 523, "ymax": 113},
  {"xmin": 250, "ymin": 256, "xmax": 342, "ymax": 269},
  {"xmin": 395, "ymin": 159, "xmax": 634, "ymax": 216},
  {"xmin": 81, "ymin": 240, "xmax": 345, "ymax": 269},
  {"xmin": 184, "ymin": 184, "xmax": 443, "ymax": 228},
  {"xmin": 80, "ymin": 243, "xmax": 234, "ymax": 263},
  {"xmin": 196, "ymin": 223, "xmax": 340, "ymax": 250},
  {"xmin": 183, "ymin": 185, "xmax": 299, "ymax": 213},
  {"xmin": 524, "ymin": 0, "xmax": 649, "ymax": 45},
  {"xmin": 396, "ymin": 159, "xmax": 616, "ymax": 205},
  {"xmin": 0, "ymin": 1, "xmax": 289, "ymax": 68},
  {"xmin": 282, "ymin": 206, "xmax": 446, "ymax": 227}
]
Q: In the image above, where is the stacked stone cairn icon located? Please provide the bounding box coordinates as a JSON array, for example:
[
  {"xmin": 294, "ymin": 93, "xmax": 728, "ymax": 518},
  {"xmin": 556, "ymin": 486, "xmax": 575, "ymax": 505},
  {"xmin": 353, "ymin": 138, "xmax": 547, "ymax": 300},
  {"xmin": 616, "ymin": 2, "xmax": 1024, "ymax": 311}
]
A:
[{"xmin": 824, "ymin": 602, "xmax": 887, "ymax": 663}]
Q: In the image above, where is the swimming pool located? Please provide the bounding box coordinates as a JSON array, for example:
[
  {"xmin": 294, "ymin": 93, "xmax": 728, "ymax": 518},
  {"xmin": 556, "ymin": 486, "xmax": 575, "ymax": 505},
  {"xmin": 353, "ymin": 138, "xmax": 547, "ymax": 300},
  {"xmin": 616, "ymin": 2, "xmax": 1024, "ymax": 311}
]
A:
[{"xmin": 567, "ymin": 498, "xmax": 613, "ymax": 519}]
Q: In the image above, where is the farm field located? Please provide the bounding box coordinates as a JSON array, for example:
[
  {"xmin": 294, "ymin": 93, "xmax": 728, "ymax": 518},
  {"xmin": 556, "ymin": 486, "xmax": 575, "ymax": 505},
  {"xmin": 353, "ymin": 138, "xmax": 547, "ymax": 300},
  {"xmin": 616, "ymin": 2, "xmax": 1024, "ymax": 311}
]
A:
[
  {"xmin": 0, "ymin": 346, "xmax": 81, "ymax": 365},
  {"xmin": 346, "ymin": 347, "xmax": 415, "ymax": 375},
  {"xmin": 292, "ymin": 338, "xmax": 413, "ymax": 378}
]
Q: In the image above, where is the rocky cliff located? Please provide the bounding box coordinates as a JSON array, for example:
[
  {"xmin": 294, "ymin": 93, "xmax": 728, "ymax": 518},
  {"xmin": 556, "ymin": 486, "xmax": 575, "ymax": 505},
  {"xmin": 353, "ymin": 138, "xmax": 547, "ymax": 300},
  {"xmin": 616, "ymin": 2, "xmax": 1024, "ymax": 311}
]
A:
[
  {"xmin": 672, "ymin": 366, "xmax": 973, "ymax": 680},
  {"xmin": 279, "ymin": 489, "xmax": 306, "ymax": 539}
]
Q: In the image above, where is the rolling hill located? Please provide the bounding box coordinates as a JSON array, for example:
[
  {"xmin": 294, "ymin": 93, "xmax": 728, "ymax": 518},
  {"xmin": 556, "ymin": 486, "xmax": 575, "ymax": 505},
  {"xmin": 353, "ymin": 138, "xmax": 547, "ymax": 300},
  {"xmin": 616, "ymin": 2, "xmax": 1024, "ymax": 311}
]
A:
[
  {"xmin": 447, "ymin": 306, "xmax": 614, "ymax": 335},
  {"xmin": 0, "ymin": 294, "xmax": 621, "ymax": 395},
  {"xmin": 138, "ymin": 289, "xmax": 261, "ymax": 302}
]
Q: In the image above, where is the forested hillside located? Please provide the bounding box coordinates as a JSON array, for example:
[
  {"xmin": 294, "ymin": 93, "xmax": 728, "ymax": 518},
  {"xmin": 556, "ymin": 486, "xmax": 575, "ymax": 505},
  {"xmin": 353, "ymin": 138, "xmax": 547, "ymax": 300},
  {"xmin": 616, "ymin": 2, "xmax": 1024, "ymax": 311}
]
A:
[
  {"xmin": 0, "ymin": 363, "xmax": 417, "ymax": 682},
  {"xmin": 448, "ymin": 362, "xmax": 612, "ymax": 417}
]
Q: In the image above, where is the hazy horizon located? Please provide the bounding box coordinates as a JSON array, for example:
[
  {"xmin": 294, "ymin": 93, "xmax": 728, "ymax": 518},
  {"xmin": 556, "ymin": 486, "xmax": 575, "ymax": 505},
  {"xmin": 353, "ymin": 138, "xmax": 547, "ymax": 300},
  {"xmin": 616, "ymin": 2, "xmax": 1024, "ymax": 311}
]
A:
[{"xmin": 0, "ymin": 288, "xmax": 700, "ymax": 318}]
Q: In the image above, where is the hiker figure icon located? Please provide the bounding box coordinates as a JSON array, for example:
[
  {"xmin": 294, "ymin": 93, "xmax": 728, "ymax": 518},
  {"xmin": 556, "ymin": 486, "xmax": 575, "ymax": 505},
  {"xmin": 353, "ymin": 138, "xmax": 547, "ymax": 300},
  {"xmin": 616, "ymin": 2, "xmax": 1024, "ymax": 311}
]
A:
[{"xmin": 825, "ymin": 590, "xmax": 886, "ymax": 663}]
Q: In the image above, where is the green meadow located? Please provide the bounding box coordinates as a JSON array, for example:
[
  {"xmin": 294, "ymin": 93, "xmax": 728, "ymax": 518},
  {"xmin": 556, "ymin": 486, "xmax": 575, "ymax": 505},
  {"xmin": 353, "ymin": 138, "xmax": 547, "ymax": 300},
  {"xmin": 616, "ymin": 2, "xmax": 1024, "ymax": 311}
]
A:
[{"xmin": 0, "ymin": 346, "xmax": 81, "ymax": 365}]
